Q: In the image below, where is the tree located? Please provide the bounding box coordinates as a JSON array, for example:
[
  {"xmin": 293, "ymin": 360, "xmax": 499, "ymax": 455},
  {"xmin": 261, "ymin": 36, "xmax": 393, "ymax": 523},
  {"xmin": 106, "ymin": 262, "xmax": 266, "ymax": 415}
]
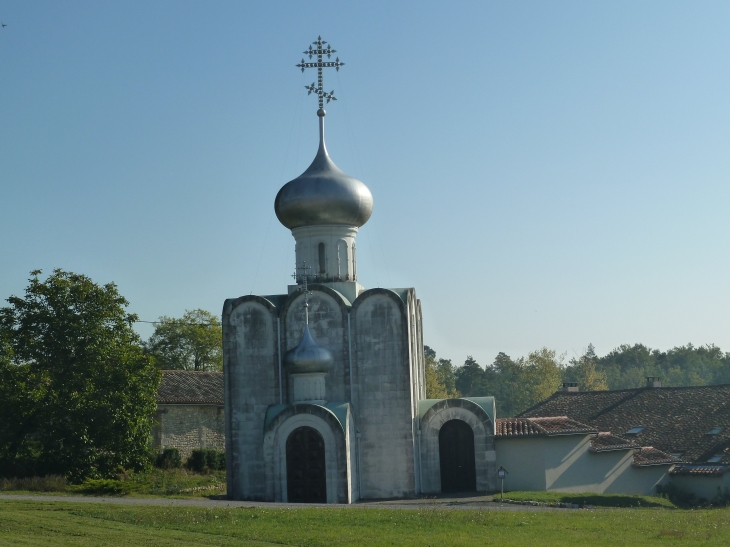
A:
[
  {"xmin": 455, "ymin": 356, "xmax": 487, "ymax": 397},
  {"xmin": 146, "ymin": 309, "xmax": 223, "ymax": 371},
  {"xmin": 486, "ymin": 349, "xmax": 564, "ymax": 417},
  {"xmin": 0, "ymin": 270, "xmax": 160, "ymax": 481},
  {"xmin": 564, "ymin": 344, "xmax": 608, "ymax": 391},
  {"xmin": 517, "ymin": 347, "xmax": 565, "ymax": 410},
  {"xmin": 424, "ymin": 346, "xmax": 459, "ymax": 399}
]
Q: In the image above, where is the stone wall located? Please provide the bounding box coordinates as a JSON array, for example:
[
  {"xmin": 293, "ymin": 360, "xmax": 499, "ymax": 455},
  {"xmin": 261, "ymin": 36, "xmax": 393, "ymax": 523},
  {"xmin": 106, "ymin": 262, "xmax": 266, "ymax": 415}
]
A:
[
  {"xmin": 153, "ymin": 404, "xmax": 225, "ymax": 460},
  {"xmin": 223, "ymin": 296, "xmax": 280, "ymax": 500},
  {"xmin": 352, "ymin": 289, "xmax": 417, "ymax": 499}
]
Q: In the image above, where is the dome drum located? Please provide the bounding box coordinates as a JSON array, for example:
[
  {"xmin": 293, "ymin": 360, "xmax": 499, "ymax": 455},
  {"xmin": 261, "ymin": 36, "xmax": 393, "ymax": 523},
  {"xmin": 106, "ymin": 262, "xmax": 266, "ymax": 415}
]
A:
[{"xmin": 292, "ymin": 225, "xmax": 359, "ymax": 284}]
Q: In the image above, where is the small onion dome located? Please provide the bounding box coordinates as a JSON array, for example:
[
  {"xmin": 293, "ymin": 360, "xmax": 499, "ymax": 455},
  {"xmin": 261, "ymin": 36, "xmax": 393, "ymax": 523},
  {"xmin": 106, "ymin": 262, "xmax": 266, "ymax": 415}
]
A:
[
  {"xmin": 275, "ymin": 109, "xmax": 373, "ymax": 230},
  {"xmin": 283, "ymin": 324, "xmax": 334, "ymax": 374}
]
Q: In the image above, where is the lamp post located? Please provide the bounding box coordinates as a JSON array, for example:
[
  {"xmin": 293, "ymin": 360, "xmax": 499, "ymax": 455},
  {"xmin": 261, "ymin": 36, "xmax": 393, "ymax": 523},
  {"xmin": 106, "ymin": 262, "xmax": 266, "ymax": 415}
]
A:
[{"xmin": 496, "ymin": 466, "xmax": 509, "ymax": 501}]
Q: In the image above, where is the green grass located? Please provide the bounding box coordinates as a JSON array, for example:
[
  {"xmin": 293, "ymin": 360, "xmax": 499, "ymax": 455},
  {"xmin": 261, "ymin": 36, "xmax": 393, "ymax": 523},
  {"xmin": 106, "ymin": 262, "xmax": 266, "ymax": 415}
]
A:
[
  {"xmin": 499, "ymin": 490, "xmax": 675, "ymax": 508},
  {"xmin": 0, "ymin": 469, "xmax": 226, "ymax": 498},
  {"xmin": 2, "ymin": 499, "xmax": 730, "ymax": 546}
]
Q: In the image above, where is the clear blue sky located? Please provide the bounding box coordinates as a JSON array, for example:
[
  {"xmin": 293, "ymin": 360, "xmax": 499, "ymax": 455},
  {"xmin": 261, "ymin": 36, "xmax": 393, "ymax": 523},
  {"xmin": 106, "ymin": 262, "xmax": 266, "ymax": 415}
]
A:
[{"xmin": 2, "ymin": 1, "xmax": 729, "ymax": 367}]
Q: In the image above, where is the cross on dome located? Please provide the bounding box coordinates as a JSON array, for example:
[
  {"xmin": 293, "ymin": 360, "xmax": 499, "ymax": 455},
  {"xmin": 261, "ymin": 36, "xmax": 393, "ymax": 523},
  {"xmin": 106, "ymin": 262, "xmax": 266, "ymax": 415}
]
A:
[
  {"xmin": 292, "ymin": 261, "xmax": 314, "ymax": 323},
  {"xmin": 296, "ymin": 36, "xmax": 345, "ymax": 109}
]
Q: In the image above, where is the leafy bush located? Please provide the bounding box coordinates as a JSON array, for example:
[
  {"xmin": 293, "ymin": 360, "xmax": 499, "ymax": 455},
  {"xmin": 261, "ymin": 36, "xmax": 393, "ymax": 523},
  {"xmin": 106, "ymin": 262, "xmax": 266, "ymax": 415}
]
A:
[
  {"xmin": 656, "ymin": 483, "xmax": 730, "ymax": 509},
  {"xmin": 186, "ymin": 449, "xmax": 225, "ymax": 472},
  {"xmin": 0, "ymin": 475, "xmax": 68, "ymax": 492},
  {"xmin": 155, "ymin": 448, "xmax": 182, "ymax": 469},
  {"xmin": 70, "ymin": 479, "xmax": 130, "ymax": 495},
  {"xmin": 712, "ymin": 487, "xmax": 730, "ymax": 507}
]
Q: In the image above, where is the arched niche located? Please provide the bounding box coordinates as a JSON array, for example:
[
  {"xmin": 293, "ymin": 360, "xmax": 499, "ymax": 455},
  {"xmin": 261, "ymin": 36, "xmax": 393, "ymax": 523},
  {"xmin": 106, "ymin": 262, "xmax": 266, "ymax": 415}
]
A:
[
  {"xmin": 420, "ymin": 399, "xmax": 496, "ymax": 494},
  {"xmin": 263, "ymin": 404, "xmax": 349, "ymax": 503}
]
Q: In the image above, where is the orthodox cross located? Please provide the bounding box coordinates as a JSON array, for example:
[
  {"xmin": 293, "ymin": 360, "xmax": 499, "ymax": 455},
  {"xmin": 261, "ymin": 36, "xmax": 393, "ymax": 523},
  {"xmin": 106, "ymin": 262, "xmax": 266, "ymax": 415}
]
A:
[
  {"xmin": 296, "ymin": 36, "xmax": 345, "ymax": 109},
  {"xmin": 292, "ymin": 262, "xmax": 313, "ymax": 323}
]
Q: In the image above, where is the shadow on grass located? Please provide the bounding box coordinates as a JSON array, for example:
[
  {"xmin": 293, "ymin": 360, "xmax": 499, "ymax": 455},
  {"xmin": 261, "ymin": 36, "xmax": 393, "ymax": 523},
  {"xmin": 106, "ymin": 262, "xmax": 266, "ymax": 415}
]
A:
[{"xmin": 503, "ymin": 491, "xmax": 673, "ymax": 508}]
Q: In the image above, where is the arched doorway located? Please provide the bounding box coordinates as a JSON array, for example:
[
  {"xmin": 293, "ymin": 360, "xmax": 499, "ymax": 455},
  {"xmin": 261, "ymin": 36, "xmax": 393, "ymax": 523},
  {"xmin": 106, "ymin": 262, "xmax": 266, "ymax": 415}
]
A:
[
  {"xmin": 439, "ymin": 419, "xmax": 476, "ymax": 492},
  {"xmin": 286, "ymin": 426, "xmax": 327, "ymax": 503}
]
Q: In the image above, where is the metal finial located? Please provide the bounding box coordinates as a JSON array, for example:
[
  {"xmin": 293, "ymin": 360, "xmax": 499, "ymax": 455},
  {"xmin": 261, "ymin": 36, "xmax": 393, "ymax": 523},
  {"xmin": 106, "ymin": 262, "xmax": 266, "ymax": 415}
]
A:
[
  {"xmin": 292, "ymin": 261, "xmax": 314, "ymax": 324},
  {"xmin": 296, "ymin": 36, "xmax": 345, "ymax": 110}
]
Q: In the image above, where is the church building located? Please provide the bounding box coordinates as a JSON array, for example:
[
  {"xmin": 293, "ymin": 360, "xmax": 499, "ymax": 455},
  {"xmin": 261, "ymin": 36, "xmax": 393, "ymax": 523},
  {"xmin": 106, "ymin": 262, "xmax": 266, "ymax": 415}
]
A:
[{"xmin": 222, "ymin": 37, "xmax": 497, "ymax": 503}]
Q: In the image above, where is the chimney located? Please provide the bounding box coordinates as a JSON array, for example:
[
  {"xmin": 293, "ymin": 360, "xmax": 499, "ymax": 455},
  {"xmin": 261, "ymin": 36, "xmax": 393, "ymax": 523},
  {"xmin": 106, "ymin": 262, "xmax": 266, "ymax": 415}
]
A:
[
  {"xmin": 646, "ymin": 376, "xmax": 661, "ymax": 388},
  {"xmin": 562, "ymin": 382, "xmax": 579, "ymax": 393}
]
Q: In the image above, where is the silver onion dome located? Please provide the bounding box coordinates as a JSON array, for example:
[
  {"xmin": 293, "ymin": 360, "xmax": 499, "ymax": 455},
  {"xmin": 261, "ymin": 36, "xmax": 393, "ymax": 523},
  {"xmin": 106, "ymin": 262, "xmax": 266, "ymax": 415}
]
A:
[
  {"xmin": 283, "ymin": 324, "xmax": 334, "ymax": 374},
  {"xmin": 275, "ymin": 109, "xmax": 373, "ymax": 230}
]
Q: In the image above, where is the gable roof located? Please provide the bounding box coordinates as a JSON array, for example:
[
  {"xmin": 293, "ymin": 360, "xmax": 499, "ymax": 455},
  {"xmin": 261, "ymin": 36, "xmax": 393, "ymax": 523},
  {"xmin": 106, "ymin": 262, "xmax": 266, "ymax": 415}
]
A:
[
  {"xmin": 632, "ymin": 447, "xmax": 680, "ymax": 467},
  {"xmin": 519, "ymin": 384, "xmax": 730, "ymax": 464},
  {"xmin": 157, "ymin": 370, "xmax": 224, "ymax": 405},
  {"xmin": 496, "ymin": 416, "xmax": 597, "ymax": 438},
  {"xmin": 670, "ymin": 465, "xmax": 730, "ymax": 476},
  {"xmin": 590, "ymin": 432, "xmax": 641, "ymax": 452}
]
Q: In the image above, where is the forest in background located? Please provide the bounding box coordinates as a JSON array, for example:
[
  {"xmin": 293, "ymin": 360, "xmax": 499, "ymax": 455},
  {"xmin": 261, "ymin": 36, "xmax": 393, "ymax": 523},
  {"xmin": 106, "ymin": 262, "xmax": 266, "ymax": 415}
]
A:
[{"xmin": 425, "ymin": 343, "xmax": 730, "ymax": 418}]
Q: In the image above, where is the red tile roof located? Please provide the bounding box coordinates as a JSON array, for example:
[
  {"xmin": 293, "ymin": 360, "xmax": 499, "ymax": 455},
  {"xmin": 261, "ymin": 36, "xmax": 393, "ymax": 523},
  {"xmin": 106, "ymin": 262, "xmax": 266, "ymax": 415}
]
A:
[
  {"xmin": 157, "ymin": 370, "xmax": 224, "ymax": 405},
  {"xmin": 496, "ymin": 416, "xmax": 597, "ymax": 438},
  {"xmin": 590, "ymin": 432, "xmax": 640, "ymax": 452},
  {"xmin": 519, "ymin": 384, "xmax": 730, "ymax": 465},
  {"xmin": 669, "ymin": 465, "xmax": 730, "ymax": 477},
  {"xmin": 632, "ymin": 447, "xmax": 680, "ymax": 467}
]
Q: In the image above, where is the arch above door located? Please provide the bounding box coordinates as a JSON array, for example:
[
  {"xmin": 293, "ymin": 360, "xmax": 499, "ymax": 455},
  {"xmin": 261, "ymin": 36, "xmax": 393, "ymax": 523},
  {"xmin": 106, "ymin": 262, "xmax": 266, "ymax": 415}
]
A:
[{"xmin": 420, "ymin": 398, "xmax": 497, "ymax": 494}]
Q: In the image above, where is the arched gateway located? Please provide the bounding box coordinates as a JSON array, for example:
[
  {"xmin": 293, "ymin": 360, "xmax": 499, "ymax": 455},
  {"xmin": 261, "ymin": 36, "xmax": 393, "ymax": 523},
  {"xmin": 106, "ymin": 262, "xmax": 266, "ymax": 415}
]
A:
[
  {"xmin": 286, "ymin": 426, "xmax": 327, "ymax": 503},
  {"xmin": 439, "ymin": 419, "xmax": 476, "ymax": 492}
]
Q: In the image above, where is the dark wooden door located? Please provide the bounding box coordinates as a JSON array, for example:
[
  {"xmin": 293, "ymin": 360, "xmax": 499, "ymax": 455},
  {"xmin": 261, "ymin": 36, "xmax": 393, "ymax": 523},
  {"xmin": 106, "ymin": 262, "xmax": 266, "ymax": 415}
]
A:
[
  {"xmin": 286, "ymin": 426, "xmax": 327, "ymax": 503},
  {"xmin": 439, "ymin": 419, "xmax": 476, "ymax": 492}
]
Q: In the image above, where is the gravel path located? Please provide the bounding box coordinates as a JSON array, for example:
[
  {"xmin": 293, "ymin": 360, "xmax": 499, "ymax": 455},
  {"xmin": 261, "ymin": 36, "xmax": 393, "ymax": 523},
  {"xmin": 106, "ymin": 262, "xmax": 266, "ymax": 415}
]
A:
[{"xmin": 0, "ymin": 493, "xmax": 562, "ymax": 511}]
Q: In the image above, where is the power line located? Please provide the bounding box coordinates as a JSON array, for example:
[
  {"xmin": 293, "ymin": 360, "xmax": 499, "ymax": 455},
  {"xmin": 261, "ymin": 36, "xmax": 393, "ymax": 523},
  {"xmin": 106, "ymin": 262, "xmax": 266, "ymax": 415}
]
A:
[{"xmin": 134, "ymin": 320, "xmax": 219, "ymax": 327}]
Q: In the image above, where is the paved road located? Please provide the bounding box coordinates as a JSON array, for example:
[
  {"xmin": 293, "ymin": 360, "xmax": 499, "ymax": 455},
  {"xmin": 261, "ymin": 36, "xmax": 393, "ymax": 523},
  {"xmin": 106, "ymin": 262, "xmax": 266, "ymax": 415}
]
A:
[{"xmin": 0, "ymin": 493, "xmax": 563, "ymax": 511}]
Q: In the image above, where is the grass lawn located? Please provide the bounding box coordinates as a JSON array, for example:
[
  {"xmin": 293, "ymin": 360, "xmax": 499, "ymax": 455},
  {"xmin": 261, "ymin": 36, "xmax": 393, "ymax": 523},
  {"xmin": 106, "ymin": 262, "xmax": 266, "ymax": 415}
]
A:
[{"xmin": 2, "ymin": 500, "xmax": 730, "ymax": 546}]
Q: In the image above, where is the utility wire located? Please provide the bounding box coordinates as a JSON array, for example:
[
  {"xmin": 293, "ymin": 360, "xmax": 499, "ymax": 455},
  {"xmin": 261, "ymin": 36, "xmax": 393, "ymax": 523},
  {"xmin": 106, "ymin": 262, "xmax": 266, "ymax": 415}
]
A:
[{"xmin": 135, "ymin": 320, "xmax": 219, "ymax": 326}]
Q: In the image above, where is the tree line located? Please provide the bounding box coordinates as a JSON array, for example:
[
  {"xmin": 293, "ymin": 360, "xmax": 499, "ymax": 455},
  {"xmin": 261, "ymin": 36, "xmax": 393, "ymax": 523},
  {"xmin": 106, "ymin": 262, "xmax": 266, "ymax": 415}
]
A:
[
  {"xmin": 425, "ymin": 342, "xmax": 730, "ymax": 417},
  {"xmin": 4, "ymin": 269, "xmax": 730, "ymax": 481}
]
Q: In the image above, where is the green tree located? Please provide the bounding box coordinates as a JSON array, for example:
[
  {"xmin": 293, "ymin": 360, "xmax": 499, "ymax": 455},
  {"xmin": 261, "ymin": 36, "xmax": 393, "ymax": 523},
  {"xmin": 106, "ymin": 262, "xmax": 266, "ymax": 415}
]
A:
[
  {"xmin": 564, "ymin": 343, "xmax": 608, "ymax": 391},
  {"xmin": 146, "ymin": 309, "xmax": 223, "ymax": 371},
  {"xmin": 455, "ymin": 356, "xmax": 488, "ymax": 397},
  {"xmin": 436, "ymin": 357, "xmax": 459, "ymax": 397},
  {"xmin": 487, "ymin": 349, "xmax": 564, "ymax": 417},
  {"xmin": 0, "ymin": 270, "xmax": 160, "ymax": 481},
  {"xmin": 517, "ymin": 347, "xmax": 564, "ymax": 411},
  {"xmin": 486, "ymin": 352, "xmax": 521, "ymax": 417},
  {"xmin": 424, "ymin": 346, "xmax": 459, "ymax": 398}
]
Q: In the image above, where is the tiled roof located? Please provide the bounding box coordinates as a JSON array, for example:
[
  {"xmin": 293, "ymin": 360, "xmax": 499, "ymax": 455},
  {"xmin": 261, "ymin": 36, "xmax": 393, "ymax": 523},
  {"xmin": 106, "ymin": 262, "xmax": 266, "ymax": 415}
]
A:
[
  {"xmin": 519, "ymin": 384, "xmax": 730, "ymax": 465},
  {"xmin": 157, "ymin": 370, "xmax": 224, "ymax": 405},
  {"xmin": 496, "ymin": 416, "xmax": 597, "ymax": 438},
  {"xmin": 669, "ymin": 465, "xmax": 730, "ymax": 477},
  {"xmin": 590, "ymin": 432, "xmax": 640, "ymax": 452},
  {"xmin": 632, "ymin": 447, "xmax": 680, "ymax": 467},
  {"xmin": 670, "ymin": 465, "xmax": 730, "ymax": 477}
]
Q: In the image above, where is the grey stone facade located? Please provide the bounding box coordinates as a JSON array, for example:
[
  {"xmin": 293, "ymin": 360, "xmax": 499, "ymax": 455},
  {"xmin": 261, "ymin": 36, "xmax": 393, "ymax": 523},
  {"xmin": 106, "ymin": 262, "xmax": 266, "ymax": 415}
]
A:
[
  {"xmin": 153, "ymin": 404, "xmax": 225, "ymax": 460},
  {"xmin": 154, "ymin": 370, "xmax": 225, "ymax": 459},
  {"xmin": 223, "ymin": 285, "xmax": 498, "ymax": 502}
]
